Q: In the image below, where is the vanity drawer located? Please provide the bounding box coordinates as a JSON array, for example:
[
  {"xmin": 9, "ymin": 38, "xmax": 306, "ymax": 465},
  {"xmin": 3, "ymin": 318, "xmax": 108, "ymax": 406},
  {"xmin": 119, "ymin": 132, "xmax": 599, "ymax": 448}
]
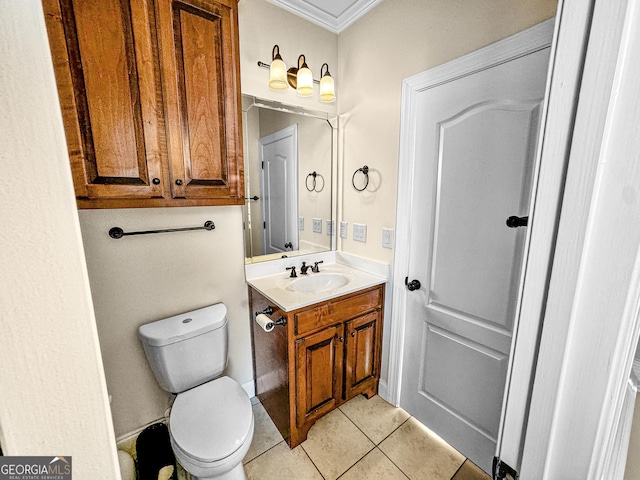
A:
[{"xmin": 294, "ymin": 286, "xmax": 382, "ymax": 337}]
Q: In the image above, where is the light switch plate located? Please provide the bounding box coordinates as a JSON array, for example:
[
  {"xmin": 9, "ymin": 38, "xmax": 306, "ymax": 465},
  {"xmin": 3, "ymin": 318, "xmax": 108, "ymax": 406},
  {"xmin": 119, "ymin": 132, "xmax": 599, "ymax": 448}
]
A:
[
  {"xmin": 382, "ymin": 228, "xmax": 394, "ymax": 248},
  {"xmin": 339, "ymin": 221, "xmax": 348, "ymax": 239},
  {"xmin": 326, "ymin": 220, "xmax": 333, "ymax": 235},
  {"xmin": 312, "ymin": 218, "xmax": 322, "ymax": 233},
  {"xmin": 353, "ymin": 223, "xmax": 367, "ymax": 242},
  {"xmin": 299, "ymin": 216, "xmax": 304, "ymax": 231}
]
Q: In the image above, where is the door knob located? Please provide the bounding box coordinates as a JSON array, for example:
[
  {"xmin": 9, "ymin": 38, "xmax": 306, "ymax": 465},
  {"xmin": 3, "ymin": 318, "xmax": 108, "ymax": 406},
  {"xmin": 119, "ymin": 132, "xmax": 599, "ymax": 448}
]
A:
[
  {"xmin": 406, "ymin": 279, "xmax": 421, "ymax": 291},
  {"xmin": 506, "ymin": 215, "xmax": 528, "ymax": 228}
]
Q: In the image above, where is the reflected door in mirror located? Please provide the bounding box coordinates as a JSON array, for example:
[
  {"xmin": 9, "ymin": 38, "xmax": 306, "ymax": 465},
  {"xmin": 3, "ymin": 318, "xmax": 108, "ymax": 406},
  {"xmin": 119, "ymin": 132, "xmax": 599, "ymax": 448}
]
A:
[{"xmin": 260, "ymin": 125, "xmax": 299, "ymax": 254}]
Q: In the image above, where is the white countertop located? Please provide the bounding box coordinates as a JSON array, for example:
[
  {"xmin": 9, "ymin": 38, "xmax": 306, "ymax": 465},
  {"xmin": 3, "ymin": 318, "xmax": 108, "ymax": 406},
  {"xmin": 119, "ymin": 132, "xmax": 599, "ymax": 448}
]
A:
[{"xmin": 247, "ymin": 262, "xmax": 387, "ymax": 312}]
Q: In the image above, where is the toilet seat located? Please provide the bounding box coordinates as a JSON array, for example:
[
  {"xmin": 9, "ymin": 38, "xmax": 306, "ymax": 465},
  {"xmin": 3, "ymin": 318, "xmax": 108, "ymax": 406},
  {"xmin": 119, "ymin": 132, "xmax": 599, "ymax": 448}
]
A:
[{"xmin": 170, "ymin": 376, "xmax": 252, "ymax": 463}]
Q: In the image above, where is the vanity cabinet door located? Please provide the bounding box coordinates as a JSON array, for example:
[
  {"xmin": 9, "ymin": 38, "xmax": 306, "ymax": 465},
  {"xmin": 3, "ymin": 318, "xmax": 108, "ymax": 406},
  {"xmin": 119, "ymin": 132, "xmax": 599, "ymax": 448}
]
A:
[
  {"xmin": 344, "ymin": 310, "xmax": 381, "ymax": 400},
  {"xmin": 43, "ymin": 0, "xmax": 168, "ymax": 205},
  {"xmin": 156, "ymin": 0, "xmax": 244, "ymax": 204},
  {"xmin": 295, "ymin": 324, "xmax": 343, "ymax": 428}
]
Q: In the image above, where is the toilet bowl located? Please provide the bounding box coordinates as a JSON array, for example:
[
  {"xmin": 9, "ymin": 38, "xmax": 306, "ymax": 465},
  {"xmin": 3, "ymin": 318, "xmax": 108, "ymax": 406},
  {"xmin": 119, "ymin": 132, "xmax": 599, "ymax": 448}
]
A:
[
  {"xmin": 170, "ymin": 377, "xmax": 254, "ymax": 480},
  {"xmin": 138, "ymin": 304, "xmax": 254, "ymax": 480}
]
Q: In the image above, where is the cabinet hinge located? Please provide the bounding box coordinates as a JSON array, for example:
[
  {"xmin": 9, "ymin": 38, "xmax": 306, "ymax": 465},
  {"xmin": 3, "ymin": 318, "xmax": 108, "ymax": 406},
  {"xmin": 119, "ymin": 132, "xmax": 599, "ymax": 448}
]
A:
[
  {"xmin": 261, "ymin": 161, "xmax": 264, "ymax": 169},
  {"xmin": 263, "ymin": 221, "xmax": 266, "ymax": 229},
  {"xmin": 493, "ymin": 457, "xmax": 518, "ymax": 480}
]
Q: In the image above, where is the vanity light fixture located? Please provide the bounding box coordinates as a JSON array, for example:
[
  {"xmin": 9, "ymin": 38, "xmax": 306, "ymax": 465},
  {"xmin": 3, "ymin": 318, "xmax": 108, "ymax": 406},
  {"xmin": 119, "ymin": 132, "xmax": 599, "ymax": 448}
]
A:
[
  {"xmin": 319, "ymin": 63, "xmax": 335, "ymax": 103},
  {"xmin": 268, "ymin": 45, "xmax": 288, "ymax": 90},
  {"xmin": 295, "ymin": 55, "xmax": 313, "ymax": 97},
  {"xmin": 258, "ymin": 45, "xmax": 336, "ymax": 103}
]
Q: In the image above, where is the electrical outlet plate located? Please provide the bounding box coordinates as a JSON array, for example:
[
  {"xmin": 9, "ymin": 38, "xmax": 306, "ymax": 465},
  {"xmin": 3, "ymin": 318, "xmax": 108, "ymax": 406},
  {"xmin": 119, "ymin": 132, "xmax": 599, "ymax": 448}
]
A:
[
  {"xmin": 299, "ymin": 216, "xmax": 304, "ymax": 231},
  {"xmin": 382, "ymin": 228, "xmax": 394, "ymax": 248},
  {"xmin": 339, "ymin": 221, "xmax": 348, "ymax": 239},
  {"xmin": 312, "ymin": 218, "xmax": 322, "ymax": 234},
  {"xmin": 353, "ymin": 223, "xmax": 367, "ymax": 242},
  {"xmin": 326, "ymin": 220, "xmax": 333, "ymax": 235}
]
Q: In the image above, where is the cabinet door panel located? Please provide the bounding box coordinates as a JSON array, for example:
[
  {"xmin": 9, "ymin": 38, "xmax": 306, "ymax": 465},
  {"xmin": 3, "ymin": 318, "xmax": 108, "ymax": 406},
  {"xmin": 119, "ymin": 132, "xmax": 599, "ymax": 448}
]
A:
[
  {"xmin": 295, "ymin": 325, "xmax": 343, "ymax": 428},
  {"xmin": 44, "ymin": 0, "xmax": 166, "ymax": 200},
  {"xmin": 157, "ymin": 0, "xmax": 243, "ymax": 201},
  {"xmin": 345, "ymin": 311, "xmax": 381, "ymax": 400}
]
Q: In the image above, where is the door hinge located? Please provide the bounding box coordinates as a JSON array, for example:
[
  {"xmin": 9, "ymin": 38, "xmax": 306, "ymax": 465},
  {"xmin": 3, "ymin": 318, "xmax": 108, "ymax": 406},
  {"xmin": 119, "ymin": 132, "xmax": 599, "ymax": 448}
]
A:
[
  {"xmin": 263, "ymin": 221, "xmax": 266, "ymax": 229},
  {"xmin": 261, "ymin": 161, "xmax": 264, "ymax": 169},
  {"xmin": 493, "ymin": 457, "xmax": 518, "ymax": 480}
]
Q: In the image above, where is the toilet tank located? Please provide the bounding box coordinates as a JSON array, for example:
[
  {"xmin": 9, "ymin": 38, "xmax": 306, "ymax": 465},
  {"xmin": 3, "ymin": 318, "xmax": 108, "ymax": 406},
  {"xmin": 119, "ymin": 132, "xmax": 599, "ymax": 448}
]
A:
[{"xmin": 138, "ymin": 304, "xmax": 228, "ymax": 393}]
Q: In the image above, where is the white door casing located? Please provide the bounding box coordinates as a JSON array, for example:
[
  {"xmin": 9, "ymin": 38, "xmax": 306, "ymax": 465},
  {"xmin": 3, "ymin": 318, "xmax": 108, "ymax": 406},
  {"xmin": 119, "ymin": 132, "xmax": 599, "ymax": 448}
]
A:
[
  {"xmin": 390, "ymin": 20, "xmax": 554, "ymax": 474},
  {"xmin": 259, "ymin": 124, "xmax": 298, "ymax": 255}
]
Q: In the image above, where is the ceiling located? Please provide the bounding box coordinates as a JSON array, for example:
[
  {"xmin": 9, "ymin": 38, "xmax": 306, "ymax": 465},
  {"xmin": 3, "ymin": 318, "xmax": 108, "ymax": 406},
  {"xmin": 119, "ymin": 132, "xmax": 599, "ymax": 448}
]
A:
[{"xmin": 265, "ymin": 0, "xmax": 383, "ymax": 34}]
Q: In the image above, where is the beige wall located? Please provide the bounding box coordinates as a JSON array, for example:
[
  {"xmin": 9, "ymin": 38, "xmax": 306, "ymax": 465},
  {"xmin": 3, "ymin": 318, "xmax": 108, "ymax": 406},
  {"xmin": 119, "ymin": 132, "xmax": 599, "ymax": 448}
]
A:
[
  {"xmin": 79, "ymin": 206, "xmax": 251, "ymax": 437},
  {"xmin": 238, "ymin": 0, "xmax": 338, "ymax": 114},
  {"xmin": 336, "ymin": 0, "xmax": 557, "ymax": 263},
  {"xmin": 0, "ymin": 1, "xmax": 120, "ymax": 477},
  {"xmin": 626, "ymin": 396, "xmax": 640, "ymax": 479}
]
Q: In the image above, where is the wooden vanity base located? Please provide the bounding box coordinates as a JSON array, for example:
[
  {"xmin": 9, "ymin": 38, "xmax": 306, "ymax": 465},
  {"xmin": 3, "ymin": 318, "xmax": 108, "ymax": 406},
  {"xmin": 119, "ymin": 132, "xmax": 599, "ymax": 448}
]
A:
[{"xmin": 249, "ymin": 283, "xmax": 385, "ymax": 448}]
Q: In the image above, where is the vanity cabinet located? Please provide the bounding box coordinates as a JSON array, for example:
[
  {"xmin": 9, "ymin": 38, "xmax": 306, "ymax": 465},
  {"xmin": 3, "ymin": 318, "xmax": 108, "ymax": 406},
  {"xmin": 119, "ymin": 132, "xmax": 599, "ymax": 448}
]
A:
[
  {"xmin": 43, "ymin": 0, "xmax": 243, "ymax": 209},
  {"xmin": 249, "ymin": 284, "xmax": 384, "ymax": 447}
]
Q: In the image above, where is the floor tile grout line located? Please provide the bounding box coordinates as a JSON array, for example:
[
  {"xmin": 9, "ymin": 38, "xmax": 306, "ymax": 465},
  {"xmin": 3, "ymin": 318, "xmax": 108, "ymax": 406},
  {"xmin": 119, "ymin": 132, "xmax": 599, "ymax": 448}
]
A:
[
  {"xmin": 299, "ymin": 441, "xmax": 328, "ymax": 480},
  {"xmin": 449, "ymin": 459, "xmax": 467, "ymax": 480},
  {"xmin": 334, "ymin": 445, "xmax": 377, "ymax": 480},
  {"xmin": 338, "ymin": 395, "xmax": 412, "ymax": 447},
  {"xmin": 301, "ymin": 407, "xmax": 376, "ymax": 480},
  {"xmin": 374, "ymin": 414, "xmax": 412, "ymax": 446},
  {"xmin": 243, "ymin": 439, "xmax": 284, "ymax": 467},
  {"xmin": 375, "ymin": 445, "xmax": 412, "ymax": 480}
]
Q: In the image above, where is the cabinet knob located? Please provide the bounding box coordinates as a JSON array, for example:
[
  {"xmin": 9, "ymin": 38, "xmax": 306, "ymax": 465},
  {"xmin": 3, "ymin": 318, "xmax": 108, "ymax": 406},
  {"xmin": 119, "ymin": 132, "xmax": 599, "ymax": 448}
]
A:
[
  {"xmin": 350, "ymin": 332, "xmax": 355, "ymax": 337},
  {"xmin": 338, "ymin": 336, "xmax": 344, "ymax": 342},
  {"xmin": 175, "ymin": 179, "xmax": 183, "ymax": 186},
  {"xmin": 152, "ymin": 177, "xmax": 160, "ymax": 185}
]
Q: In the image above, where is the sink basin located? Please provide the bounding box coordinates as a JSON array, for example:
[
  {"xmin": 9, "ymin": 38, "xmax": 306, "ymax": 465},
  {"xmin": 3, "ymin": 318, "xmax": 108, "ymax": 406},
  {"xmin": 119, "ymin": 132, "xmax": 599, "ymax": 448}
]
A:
[{"xmin": 288, "ymin": 273, "xmax": 350, "ymax": 293}]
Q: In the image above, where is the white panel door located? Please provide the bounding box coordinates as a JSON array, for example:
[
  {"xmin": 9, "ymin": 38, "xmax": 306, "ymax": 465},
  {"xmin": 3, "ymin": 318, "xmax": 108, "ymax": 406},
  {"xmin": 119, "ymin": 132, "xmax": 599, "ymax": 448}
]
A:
[
  {"xmin": 260, "ymin": 125, "xmax": 298, "ymax": 255},
  {"xmin": 399, "ymin": 47, "xmax": 550, "ymax": 474}
]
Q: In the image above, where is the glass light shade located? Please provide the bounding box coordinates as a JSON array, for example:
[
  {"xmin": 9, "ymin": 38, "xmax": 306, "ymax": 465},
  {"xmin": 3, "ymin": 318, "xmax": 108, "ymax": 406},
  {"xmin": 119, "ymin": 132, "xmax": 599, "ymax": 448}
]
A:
[
  {"xmin": 319, "ymin": 74, "xmax": 335, "ymax": 103},
  {"xmin": 296, "ymin": 66, "xmax": 314, "ymax": 97},
  {"xmin": 269, "ymin": 58, "xmax": 288, "ymax": 90}
]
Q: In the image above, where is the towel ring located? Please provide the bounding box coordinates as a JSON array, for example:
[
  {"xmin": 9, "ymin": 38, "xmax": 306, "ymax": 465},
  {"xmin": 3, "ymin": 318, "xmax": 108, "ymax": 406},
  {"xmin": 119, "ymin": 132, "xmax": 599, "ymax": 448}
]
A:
[
  {"xmin": 306, "ymin": 172, "xmax": 317, "ymax": 192},
  {"xmin": 352, "ymin": 165, "xmax": 369, "ymax": 192},
  {"xmin": 305, "ymin": 171, "xmax": 325, "ymax": 192}
]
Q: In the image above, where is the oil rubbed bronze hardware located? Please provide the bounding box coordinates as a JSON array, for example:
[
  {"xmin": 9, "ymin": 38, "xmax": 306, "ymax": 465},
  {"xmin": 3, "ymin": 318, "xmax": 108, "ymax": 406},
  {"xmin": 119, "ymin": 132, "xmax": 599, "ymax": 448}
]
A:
[
  {"xmin": 109, "ymin": 221, "xmax": 215, "ymax": 239},
  {"xmin": 255, "ymin": 306, "xmax": 274, "ymax": 317},
  {"xmin": 506, "ymin": 215, "xmax": 529, "ymax": 228},
  {"xmin": 352, "ymin": 165, "xmax": 369, "ymax": 192}
]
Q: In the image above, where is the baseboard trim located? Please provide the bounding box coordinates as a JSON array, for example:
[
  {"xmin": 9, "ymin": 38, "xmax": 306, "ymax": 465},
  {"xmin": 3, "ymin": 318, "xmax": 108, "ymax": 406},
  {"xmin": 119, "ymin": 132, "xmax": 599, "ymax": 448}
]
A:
[
  {"xmin": 116, "ymin": 416, "xmax": 167, "ymax": 448},
  {"xmin": 242, "ymin": 380, "xmax": 256, "ymax": 399},
  {"xmin": 378, "ymin": 380, "xmax": 389, "ymax": 403}
]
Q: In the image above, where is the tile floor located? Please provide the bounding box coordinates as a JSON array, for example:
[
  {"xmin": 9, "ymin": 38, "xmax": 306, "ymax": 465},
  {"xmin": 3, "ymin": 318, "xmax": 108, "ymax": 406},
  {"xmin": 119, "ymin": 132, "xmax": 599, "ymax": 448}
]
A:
[{"xmin": 242, "ymin": 394, "xmax": 490, "ymax": 480}]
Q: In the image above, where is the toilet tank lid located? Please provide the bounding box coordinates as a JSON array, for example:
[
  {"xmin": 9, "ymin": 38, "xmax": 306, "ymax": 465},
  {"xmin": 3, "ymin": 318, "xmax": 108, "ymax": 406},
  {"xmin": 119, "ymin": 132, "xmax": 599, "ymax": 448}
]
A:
[{"xmin": 138, "ymin": 303, "xmax": 227, "ymax": 347}]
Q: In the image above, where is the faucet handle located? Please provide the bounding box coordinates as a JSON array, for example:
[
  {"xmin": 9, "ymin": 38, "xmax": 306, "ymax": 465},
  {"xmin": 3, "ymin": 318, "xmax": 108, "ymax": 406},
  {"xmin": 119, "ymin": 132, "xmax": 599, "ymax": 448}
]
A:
[
  {"xmin": 312, "ymin": 260, "xmax": 324, "ymax": 273},
  {"xmin": 286, "ymin": 266, "xmax": 297, "ymax": 278}
]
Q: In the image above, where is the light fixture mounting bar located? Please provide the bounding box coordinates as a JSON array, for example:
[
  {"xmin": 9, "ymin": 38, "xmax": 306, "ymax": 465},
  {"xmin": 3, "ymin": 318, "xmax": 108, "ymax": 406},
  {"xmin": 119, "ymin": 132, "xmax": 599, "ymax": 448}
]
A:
[{"xmin": 258, "ymin": 61, "xmax": 320, "ymax": 84}]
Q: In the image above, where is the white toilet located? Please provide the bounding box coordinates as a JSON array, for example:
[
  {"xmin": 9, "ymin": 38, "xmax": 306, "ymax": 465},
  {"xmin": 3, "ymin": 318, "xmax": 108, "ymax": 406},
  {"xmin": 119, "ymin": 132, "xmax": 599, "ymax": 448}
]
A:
[{"xmin": 138, "ymin": 303, "xmax": 254, "ymax": 480}]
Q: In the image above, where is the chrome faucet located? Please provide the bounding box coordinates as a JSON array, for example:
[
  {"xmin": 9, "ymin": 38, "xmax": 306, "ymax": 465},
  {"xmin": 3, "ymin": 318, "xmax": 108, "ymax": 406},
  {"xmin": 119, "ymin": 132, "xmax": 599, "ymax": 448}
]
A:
[
  {"xmin": 300, "ymin": 262, "xmax": 311, "ymax": 275},
  {"xmin": 312, "ymin": 260, "xmax": 323, "ymax": 273}
]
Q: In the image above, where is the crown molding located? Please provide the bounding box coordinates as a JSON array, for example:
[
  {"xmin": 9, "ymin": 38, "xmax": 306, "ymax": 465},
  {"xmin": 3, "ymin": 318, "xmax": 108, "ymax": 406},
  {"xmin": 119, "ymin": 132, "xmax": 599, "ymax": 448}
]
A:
[{"xmin": 266, "ymin": 0, "xmax": 383, "ymax": 34}]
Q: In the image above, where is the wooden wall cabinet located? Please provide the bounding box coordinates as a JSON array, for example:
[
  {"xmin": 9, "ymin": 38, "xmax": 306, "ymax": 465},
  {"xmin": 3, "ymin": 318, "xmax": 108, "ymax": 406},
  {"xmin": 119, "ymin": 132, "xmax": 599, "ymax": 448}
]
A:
[
  {"xmin": 250, "ymin": 284, "xmax": 384, "ymax": 447},
  {"xmin": 43, "ymin": 0, "xmax": 243, "ymax": 208}
]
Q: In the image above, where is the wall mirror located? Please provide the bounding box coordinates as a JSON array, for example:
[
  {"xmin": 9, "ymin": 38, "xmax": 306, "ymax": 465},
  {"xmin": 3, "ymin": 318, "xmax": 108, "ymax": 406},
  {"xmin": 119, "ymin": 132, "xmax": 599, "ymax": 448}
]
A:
[{"xmin": 242, "ymin": 95, "xmax": 337, "ymax": 263}]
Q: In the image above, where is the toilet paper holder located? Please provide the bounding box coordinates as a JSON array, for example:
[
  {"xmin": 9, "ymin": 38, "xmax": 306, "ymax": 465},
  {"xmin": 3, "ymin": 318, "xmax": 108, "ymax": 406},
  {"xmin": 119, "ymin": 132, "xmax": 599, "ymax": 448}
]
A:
[
  {"xmin": 256, "ymin": 306, "xmax": 274, "ymax": 316},
  {"xmin": 254, "ymin": 307, "xmax": 287, "ymax": 328}
]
